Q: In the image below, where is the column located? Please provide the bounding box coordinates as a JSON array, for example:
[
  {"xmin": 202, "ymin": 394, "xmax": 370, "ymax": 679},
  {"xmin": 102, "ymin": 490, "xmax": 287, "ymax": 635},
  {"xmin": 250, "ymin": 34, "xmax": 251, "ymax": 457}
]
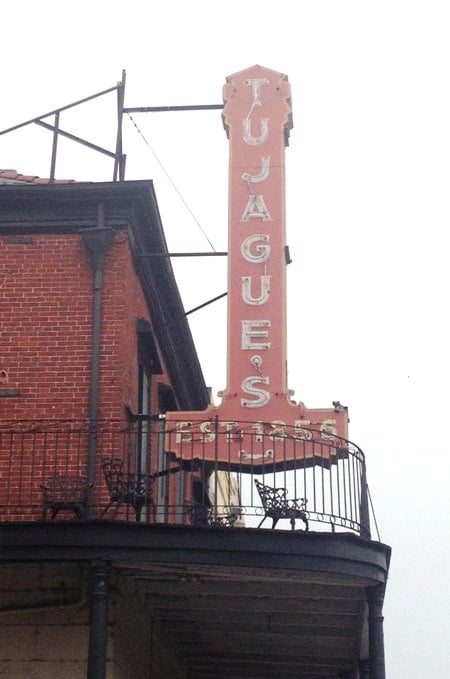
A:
[
  {"xmin": 367, "ymin": 583, "xmax": 387, "ymax": 679},
  {"xmin": 87, "ymin": 560, "xmax": 109, "ymax": 679}
]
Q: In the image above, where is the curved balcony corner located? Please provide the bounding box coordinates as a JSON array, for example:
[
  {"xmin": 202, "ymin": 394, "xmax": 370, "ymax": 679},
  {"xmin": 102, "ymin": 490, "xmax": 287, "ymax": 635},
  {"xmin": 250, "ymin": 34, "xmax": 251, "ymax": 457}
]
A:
[{"xmin": 0, "ymin": 418, "xmax": 379, "ymax": 541}]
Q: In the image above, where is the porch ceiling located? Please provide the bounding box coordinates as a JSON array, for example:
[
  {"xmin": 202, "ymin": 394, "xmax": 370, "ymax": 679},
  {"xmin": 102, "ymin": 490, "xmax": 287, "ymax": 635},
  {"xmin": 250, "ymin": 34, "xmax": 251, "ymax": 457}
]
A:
[
  {"xmin": 116, "ymin": 561, "xmax": 369, "ymax": 679},
  {"xmin": 0, "ymin": 521, "xmax": 390, "ymax": 678}
]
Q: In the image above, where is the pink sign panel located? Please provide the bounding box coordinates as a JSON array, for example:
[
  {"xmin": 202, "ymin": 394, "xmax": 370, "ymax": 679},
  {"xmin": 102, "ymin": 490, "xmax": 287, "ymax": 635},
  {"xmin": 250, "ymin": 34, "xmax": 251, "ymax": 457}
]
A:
[{"xmin": 166, "ymin": 65, "xmax": 348, "ymax": 467}]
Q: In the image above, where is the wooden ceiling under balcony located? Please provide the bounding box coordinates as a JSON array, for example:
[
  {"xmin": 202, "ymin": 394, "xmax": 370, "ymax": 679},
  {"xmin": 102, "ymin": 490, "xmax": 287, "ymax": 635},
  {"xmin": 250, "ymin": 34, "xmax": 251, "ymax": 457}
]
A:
[{"xmin": 117, "ymin": 561, "xmax": 370, "ymax": 679}]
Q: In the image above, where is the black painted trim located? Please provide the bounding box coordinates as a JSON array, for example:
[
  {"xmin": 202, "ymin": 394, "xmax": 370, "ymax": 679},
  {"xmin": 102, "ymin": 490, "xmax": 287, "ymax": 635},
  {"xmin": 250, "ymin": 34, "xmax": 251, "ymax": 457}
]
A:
[{"xmin": 0, "ymin": 521, "xmax": 391, "ymax": 585}]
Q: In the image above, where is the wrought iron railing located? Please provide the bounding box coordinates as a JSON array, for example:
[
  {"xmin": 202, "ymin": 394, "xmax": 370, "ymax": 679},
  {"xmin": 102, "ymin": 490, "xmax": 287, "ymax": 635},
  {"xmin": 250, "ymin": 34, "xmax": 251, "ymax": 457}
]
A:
[{"xmin": 0, "ymin": 419, "xmax": 373, "ymax": 538}]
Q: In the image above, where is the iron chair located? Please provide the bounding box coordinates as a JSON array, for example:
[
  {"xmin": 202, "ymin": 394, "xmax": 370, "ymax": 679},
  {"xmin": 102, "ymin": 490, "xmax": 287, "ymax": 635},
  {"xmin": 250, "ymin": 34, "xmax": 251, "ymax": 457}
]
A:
[
  {"xmin": 254, "ymin": 479, "xmax": 308, "ymax": 531},
  {"xmin": 101, "ymin": 457, "xmax": 154, "ymax": 522}
]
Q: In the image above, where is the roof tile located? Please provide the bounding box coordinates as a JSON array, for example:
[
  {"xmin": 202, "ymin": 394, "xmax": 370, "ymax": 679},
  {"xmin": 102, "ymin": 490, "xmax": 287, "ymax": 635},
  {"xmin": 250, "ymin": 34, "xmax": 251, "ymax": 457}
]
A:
[{"xmin": 0, "ymin": 169, "xmax": 74, "ymax": 184}]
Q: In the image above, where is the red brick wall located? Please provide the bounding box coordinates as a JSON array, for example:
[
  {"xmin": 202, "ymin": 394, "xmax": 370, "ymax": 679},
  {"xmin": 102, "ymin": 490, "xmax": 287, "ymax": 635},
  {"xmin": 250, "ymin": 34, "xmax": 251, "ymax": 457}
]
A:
[
  {"xmin": 0, "ymin": 231, "xmax": 170, "ymax": 424},
  {"xmin": 1, "ymin": 234, "xmax": 93, "ymax": 421},
  {"xmin": 0, "ymin": 229, "xmax": 174, "ymax": 520}
]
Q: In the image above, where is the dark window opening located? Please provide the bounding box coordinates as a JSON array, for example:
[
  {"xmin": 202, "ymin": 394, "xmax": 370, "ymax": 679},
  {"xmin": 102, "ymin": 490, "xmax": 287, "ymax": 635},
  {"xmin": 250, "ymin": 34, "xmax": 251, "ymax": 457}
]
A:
[{"xmin": 158, "ymin": 384, "xmax": 177, "ymax": 413}]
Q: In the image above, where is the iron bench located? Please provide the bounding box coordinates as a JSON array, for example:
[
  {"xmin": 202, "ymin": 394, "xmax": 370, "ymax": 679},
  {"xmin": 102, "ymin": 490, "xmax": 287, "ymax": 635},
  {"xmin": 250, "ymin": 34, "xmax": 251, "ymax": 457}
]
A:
[
  {"xmin": 41, "ymin": 474, "xmax": 90, "ymax": 520},
  {"xmin": 254, "ymin": 479, "xmax": 308, "ymax": 531}
]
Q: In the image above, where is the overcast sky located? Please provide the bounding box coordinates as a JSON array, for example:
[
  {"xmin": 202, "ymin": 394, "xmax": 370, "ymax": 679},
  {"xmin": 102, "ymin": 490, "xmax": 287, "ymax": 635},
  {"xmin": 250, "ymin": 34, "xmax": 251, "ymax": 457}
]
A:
[{"xmin": 2, "ymin": 2, "xmax": 449, "ymax": 677}]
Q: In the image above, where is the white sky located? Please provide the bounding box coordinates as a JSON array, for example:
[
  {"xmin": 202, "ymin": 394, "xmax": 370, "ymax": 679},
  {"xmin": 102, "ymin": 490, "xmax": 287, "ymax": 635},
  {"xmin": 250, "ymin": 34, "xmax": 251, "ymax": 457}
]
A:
[{"xmin": 1, "ymin": 2, "xmax": 449, "ymax": 676}]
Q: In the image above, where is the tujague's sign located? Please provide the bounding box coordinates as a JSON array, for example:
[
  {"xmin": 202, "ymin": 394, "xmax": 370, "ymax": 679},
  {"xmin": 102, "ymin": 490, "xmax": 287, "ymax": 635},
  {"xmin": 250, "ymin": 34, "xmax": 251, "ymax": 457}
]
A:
[{"xmin": 165, "ymin": 65, "xmax": 348, "ymax": 468}]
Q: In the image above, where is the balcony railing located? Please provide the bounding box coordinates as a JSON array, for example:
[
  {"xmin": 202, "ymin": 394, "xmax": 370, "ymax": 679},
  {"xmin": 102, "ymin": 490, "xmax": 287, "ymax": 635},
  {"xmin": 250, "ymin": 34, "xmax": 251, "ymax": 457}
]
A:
[{"xmin": 0, "ymin": 419, "xmax": 374, "ymax": 538}]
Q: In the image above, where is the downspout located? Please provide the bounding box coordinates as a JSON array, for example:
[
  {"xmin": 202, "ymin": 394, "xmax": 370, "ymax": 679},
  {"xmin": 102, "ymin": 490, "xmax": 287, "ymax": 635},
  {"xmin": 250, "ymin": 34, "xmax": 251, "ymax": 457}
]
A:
[{"xmin": 81, "ymin": 204, "xmax": 114, "ymax": 518}]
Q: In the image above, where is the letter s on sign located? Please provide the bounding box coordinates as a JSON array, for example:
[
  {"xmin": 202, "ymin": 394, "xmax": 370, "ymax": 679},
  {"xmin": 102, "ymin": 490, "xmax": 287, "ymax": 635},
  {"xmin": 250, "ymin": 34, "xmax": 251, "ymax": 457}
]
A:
[
  {"xmin": 199, "ymin": 421, "xmax": 215, "ymax": 444},
  {"xmin": 241, "ymin": 377, "xmax": 270, "ymax": 408}
]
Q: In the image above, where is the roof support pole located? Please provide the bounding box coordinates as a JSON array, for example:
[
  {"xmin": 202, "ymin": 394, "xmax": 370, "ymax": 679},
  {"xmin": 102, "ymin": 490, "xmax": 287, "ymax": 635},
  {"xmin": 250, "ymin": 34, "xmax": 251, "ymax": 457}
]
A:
[
  {"xmin": 87, "ymin": 560, "xmax": 109, "ymax": 679},
  {"xmin": 113, "ymin": 70, "xmax": 126, "ymax": 181},
  {"xmin": 367, "ymin": 583, "xmax": 387, "ymax": 679},
  {"xmin": 49, "ymin": 111, "xmax": 59, "ymax": 182}
]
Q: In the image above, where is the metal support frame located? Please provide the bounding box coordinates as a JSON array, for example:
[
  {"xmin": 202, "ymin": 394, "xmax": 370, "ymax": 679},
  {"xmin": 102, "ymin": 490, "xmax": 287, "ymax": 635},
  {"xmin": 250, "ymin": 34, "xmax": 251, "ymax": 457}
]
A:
[
  {"xmin": 123, "ymin": 104, "xmax": 223, "ymax": 113},
  {"xmin": 0, "ymin": 72, "xmax": 223, "ymax": 184},
  {"xmin": 0, "ymin": 75, "xmax": 126, "ymax": 182}
]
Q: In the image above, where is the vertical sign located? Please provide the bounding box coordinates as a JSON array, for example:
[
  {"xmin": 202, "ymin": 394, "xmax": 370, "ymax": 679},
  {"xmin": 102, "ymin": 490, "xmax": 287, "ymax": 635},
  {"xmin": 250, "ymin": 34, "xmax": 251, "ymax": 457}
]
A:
[
  {"xmin": 166, "ymin": 65, "xmax": 348, "ymax": 465},
  {"xmin": 221, "ymin": 66, "xmax": 291, "ymax": 407}
]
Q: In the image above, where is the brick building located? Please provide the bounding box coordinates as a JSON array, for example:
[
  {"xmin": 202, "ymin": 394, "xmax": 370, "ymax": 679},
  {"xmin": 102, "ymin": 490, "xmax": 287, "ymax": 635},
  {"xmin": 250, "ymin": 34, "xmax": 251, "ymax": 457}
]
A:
[
  {"xmin": 0, "ymin": 181, "xmax": 390, "ymax": 678},
  {"xmin": 0, "ymin": 178, "xmax": 211, "ymax": 676},
  {"xmin": 0, "ymin": 65, "xmax": 390, "ymax": 679}
]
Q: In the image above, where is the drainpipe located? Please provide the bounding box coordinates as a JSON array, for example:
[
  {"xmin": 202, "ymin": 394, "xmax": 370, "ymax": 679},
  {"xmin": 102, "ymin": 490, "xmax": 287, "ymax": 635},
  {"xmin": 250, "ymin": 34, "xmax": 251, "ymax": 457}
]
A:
[{"xmin": 81, "ymin": 204, "xmax": 114, "ymax": 518}]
